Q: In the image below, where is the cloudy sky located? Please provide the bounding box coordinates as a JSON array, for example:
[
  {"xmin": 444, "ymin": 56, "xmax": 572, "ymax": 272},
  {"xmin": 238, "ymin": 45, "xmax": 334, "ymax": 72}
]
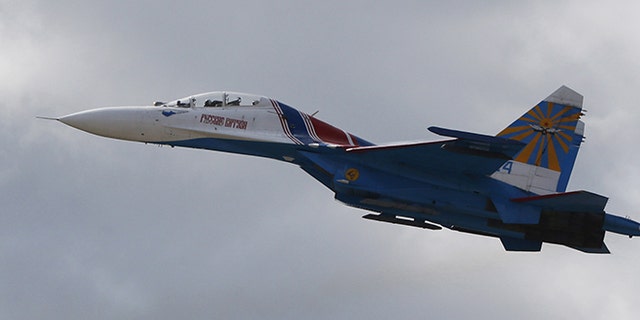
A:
[{"xmin": 3, "ymin": 1, "xmax": 640, "ymax": 319}]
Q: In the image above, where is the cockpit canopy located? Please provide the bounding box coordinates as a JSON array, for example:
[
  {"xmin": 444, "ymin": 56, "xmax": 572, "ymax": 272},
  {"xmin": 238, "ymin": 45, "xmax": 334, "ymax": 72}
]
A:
[{"xmin": 157, "ymin": 91, "xmax": 270, "ymax": 108}]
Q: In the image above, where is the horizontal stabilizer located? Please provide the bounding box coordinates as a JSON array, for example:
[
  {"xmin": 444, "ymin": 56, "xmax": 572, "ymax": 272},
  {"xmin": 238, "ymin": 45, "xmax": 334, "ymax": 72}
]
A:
[
  {"xmin": 428, "ymin": 126, "xmax": 522, "ymax": 146},
  {"xmin": 500, "ymin": 237, "xmax": 542, "ymax": 252},
  {"xmin": 362, "ymin": 214, "xmax": 442, "ymax": 230},
  {"xmin": 569, "ymin": 243, "xmax": 610, "ymax": 254},
  {"xmin": 428, "ymin": 126, "xmax": 524, "ymax": 159},
  {"xmin": 511, "ymin": 190, "xmax": 608, "ymax": 213}
]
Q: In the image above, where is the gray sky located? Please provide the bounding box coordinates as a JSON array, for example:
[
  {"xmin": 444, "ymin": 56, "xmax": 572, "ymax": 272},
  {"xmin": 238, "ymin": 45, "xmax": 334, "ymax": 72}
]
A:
[{"xmin": 3, "ymin": 1, "xmax": 640, "ymax": 319}]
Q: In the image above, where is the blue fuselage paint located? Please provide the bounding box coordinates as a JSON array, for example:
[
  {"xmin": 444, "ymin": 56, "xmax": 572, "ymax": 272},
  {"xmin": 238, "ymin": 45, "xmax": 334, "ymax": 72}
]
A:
[
  {"xmin": 160, "ymin": 136, "xmax": 517, "ymax": 233},
  {"xmin": 157, "ymin": 135, "xmax": 636, "ymax": 246}
]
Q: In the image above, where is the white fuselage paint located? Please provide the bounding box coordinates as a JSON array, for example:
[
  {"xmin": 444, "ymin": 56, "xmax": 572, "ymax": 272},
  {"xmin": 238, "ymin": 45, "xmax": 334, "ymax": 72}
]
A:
[
  {"xmin": 491, "ymin": 160, "xmax": 560, "ymax": 195},
  {"xmin": 60, "ymin": 105, "xmax": 294, "ymax": 145}
]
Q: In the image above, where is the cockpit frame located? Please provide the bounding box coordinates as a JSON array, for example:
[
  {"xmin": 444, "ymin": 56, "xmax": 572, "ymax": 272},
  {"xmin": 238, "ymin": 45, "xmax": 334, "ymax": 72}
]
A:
[{"xmin": 157, "ymin": 91, "xmax": 269, "ymax": 109}]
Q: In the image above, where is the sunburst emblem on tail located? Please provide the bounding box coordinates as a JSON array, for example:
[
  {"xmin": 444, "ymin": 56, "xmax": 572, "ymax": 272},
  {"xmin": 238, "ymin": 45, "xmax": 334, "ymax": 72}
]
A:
[{"xmin": 497, "ymin": 99, "xmax": 583, "ymax": 172}]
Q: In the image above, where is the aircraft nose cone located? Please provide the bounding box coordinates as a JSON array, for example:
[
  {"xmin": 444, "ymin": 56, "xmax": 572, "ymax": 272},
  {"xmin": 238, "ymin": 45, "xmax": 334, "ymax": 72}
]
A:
[
  {"xmin": 59, "ymin": 109, "xmax": 104, "ymax": 132},
  {"xmin": 59, "ymin": 107, "xmax": 147, "ymax": 140}
]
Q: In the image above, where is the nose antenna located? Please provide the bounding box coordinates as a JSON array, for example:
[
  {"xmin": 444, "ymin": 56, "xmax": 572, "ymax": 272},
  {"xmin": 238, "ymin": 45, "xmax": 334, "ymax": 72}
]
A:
[{"xmin": 36, "ymin": 116, "xmax": 60, "ymax": 121}]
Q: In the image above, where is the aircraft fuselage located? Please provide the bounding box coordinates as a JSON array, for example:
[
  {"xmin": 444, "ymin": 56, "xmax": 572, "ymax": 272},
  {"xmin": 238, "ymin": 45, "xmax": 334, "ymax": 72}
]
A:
[{"xmin": 49, "ymin": 89, "xmax": 640, "ymax": 253}]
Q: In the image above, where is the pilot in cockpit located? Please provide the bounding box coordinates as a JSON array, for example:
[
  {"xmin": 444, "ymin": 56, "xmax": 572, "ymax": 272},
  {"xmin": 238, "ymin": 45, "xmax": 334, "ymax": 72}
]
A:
[
  {"xmin": 176, "ymin": 98, "xmax": 195, "ymax": 108},
  {"xmin": 204, "ymin": 99, "xmax": 223, "ymax": 107}
]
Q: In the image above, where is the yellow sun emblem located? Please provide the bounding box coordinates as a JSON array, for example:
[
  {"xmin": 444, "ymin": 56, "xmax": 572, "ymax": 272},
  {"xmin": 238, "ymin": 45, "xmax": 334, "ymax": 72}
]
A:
[{"xmin": 497, "ymin": 101, "xmax": 582, "ymax": 171}]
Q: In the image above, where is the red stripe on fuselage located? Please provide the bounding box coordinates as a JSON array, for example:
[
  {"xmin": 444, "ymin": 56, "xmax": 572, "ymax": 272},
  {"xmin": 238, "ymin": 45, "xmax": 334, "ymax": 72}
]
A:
[{"xmin": 308, "ymin": 116, "xmax": 359, "ymax": 146}]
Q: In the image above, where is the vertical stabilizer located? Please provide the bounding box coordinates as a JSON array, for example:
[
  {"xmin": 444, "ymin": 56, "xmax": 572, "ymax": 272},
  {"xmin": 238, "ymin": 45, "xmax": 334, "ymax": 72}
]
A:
[
  {"xmin": 545, "ymin": 85, "xmax": 584, "ymax": 108},
  {"xmin": 492, "ymin": 86, "xmax": 585, "ymax": 194}
]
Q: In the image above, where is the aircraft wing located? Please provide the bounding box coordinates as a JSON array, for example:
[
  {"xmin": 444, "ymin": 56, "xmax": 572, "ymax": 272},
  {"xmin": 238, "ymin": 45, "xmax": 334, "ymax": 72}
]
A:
[{"xmin": 345, "ymin": 127, "xmax": 524, "ymax": 177}]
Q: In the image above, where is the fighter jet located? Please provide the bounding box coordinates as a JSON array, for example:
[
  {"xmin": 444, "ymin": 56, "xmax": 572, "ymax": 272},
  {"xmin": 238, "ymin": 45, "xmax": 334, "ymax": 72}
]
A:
[{"xmin": 42, "ymin": 86, "xmax": 640, "ymax": 253}]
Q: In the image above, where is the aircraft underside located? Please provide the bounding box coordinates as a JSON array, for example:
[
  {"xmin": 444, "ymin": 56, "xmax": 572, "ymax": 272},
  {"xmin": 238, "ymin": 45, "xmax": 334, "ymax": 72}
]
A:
[{"xmin": 161, "ymin": 136, "xmax": 616, "ymax": 253}]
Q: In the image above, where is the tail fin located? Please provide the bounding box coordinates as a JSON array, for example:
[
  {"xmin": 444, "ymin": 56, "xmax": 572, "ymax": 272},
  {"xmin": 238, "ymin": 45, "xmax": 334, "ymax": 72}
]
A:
[{"xmin": 492, "ymin": 86, "xmax": 585, "ymax": 194}]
